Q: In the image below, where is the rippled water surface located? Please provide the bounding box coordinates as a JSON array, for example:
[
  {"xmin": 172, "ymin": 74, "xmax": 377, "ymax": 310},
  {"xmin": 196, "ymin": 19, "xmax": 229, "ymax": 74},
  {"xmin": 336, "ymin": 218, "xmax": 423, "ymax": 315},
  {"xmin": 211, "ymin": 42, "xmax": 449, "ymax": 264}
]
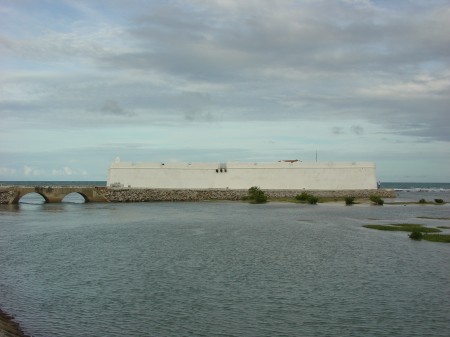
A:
[{"xmin": 1, "ymin": 194, "xmax": 450, "ymax": 336}]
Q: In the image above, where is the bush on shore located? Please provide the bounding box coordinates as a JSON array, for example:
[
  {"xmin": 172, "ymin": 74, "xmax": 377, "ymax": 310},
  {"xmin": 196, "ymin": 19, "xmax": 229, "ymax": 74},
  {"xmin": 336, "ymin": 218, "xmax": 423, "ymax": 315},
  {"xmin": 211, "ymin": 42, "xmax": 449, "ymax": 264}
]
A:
[
  {"xmin": 247, "ymin": 186, "xmax": 268, "ymax": 204},
  {"xmin": 369, "ymin": 195, "xmax": 384, "ymax": 205},
  {"xmin": 295, "ymin": 192, "xmax": 319, "ymax": 204},
  {"xmin": 345, "ymin": 196, "xmax": 355, "ymax": 205}
]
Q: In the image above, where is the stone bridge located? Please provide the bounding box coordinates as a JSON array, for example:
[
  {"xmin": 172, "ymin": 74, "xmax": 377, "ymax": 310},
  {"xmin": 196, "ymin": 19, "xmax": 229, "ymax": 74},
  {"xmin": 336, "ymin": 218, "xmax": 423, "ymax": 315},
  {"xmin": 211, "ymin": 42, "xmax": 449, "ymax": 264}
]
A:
[{"xmin": 0, "ymin": 186, "xmax": 109, "ymax": 204}]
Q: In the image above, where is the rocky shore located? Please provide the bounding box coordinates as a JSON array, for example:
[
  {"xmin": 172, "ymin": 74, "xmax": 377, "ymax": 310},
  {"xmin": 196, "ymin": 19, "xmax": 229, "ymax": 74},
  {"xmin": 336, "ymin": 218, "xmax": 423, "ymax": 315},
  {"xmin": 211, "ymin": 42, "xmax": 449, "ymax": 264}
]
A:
[
  {"xmin": 0, "ymin": 309, "xmax": 28, "ymax": 337},
  {"xmin": 100, "ymin": 188, "xmax": 396, "ymax": 202}
]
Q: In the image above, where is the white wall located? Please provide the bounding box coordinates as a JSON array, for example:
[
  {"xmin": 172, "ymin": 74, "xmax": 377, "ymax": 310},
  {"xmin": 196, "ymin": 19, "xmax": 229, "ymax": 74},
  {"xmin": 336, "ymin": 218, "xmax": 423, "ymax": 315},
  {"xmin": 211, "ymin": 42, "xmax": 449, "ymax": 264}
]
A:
[{"xmin": 107, "ymin": 161, "xmax": 378, "ymax": 190}]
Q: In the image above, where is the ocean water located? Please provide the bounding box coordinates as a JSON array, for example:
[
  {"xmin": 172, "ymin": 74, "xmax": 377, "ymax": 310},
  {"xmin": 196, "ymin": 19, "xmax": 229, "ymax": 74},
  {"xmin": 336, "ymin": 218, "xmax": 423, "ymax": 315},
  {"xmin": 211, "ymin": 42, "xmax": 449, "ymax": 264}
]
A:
[{"xmin": 1, "ymin": 183, "xmax": 450, "ymax": 336}]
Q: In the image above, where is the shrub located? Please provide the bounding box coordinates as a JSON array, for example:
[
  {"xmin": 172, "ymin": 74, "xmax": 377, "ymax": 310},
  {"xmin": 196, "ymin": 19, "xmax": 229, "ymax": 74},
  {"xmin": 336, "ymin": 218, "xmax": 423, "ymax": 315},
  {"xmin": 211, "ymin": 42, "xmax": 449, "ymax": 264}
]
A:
[
  {"xmin": 295, "ymin": 192, "xmax": 311, "ymax": 201},
  {"xmin": 409, "ymin": 231, "xmax": 423, "ymax": 240},
  {"xmin": 369, "ymin": 195, "xmax": 384, "ymax": 205},
  {"xmin": 307, "ymin": 196, "xmax": 319, "ymax": 204},
  {"xmin": 434, "ymin": 199, "xmax": 444, "ymax": 204},
  {"xmin": 345, "ymin": 196, "xmax": 355, "ymax": 205},
  {"xmin": 247, "ymin": 186, "xmax": 268, "ymax": 204},
  {"xmin": 295, "ymin": 192, "xmax": 319, "ymax": 204},
  {"xmin": 419, "ymin": 198, "xmax": 427, "ymax": 204}
]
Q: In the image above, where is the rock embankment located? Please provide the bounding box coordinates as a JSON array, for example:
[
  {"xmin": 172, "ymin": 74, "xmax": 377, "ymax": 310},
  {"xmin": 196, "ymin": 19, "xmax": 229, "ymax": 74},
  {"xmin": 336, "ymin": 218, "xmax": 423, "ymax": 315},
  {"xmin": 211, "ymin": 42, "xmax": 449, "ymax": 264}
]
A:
[
  {"xmin": 0, "ymin": 309, "xmax": 29, "ymax": 337},
  {"xmin": 99, "ymin": 188, "xmax": 396, "ymax": 202},
  {"xmin": 100, "ymin": 188, "xmax": 248, "ymax": 202},
  {"xmin": 0, "ymin": 190, "xmax": 15, "ymax": 205}
]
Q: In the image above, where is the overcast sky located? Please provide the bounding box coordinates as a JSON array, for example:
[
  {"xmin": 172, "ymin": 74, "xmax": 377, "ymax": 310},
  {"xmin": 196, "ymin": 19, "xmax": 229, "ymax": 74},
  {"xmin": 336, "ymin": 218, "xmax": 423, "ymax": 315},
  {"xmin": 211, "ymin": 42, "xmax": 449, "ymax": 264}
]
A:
[{"xmin": 1, "ymin": 0, "xmax": 449, "ymax": 182}]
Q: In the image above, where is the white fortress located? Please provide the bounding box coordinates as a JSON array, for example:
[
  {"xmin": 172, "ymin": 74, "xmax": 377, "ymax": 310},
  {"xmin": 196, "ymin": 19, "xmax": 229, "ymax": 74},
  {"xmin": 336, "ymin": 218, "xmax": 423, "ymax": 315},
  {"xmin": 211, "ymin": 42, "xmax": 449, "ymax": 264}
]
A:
[{"xmin": 107, "ymin": 159, "xmax": 378, "ymax": 190}]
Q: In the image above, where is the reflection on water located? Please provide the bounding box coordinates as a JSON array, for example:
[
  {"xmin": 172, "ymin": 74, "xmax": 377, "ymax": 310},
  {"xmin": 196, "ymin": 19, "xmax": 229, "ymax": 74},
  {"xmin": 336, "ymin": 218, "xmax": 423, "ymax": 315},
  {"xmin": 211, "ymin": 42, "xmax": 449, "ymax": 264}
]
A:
[{"xmin": 0, "ymin": 194, "xmax": 450, "ymax": 337}]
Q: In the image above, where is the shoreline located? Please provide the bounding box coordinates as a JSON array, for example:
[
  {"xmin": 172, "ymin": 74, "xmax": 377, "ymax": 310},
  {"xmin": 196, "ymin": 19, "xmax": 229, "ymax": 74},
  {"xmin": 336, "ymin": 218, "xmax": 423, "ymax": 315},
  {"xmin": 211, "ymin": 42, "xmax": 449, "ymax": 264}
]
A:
[{"xmin": 0, "ymin": 308, "xmax": 29, "ymax": 337}]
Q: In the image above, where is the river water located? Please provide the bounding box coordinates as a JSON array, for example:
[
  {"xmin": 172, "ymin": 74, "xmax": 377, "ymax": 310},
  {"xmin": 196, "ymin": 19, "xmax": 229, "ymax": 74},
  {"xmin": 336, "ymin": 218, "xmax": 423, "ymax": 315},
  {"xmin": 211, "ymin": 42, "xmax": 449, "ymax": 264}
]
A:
[{"xmin": 1, "ymin": 189, "xmax": 450, "ymax": 336}]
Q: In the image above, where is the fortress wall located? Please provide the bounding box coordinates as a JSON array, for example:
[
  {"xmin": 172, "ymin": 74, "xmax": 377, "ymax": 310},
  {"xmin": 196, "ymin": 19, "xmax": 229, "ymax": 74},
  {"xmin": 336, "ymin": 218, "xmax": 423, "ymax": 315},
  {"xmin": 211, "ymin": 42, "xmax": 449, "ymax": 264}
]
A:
[{"xmin": 107, "ymin": 161, "xmax": 378, "ymax": 190}]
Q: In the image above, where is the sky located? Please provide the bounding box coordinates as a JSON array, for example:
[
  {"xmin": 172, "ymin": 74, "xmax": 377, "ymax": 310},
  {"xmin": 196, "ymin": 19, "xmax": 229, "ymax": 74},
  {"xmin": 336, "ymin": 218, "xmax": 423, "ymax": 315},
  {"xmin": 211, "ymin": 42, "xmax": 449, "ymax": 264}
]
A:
[{"xmin": 1, "ymin": 0, "xmax": 449, "ymax": 182}]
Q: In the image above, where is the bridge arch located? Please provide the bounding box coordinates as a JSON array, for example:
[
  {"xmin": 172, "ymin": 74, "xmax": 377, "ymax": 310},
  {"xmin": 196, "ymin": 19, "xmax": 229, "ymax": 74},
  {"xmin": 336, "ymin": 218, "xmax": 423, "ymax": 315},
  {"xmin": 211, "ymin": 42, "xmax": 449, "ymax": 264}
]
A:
[
  {"xmin": 61, "ymin": 192, "xmax": 89, "ymax": 203},
  {"xmin": 14, "ymin": 192, "xmax": 49, "ymax": 204},
  {"xmin": 2, "ymin": 186, "xmax": 108, "ymax": 204}
]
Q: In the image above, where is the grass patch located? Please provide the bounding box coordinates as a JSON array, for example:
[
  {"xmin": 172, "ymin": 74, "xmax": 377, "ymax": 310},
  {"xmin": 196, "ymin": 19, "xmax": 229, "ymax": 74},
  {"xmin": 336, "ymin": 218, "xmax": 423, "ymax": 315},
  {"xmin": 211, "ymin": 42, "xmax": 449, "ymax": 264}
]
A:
[
  {"xmin": 363, "ymin": 224, "xmax": 441, "ymax": 233},
  {"xmin": 364, "ymin": 223, "xmax": 450, "ymax": 243},
  {"xmin": 422, "ymin": 234, "xmax": 450, "ymax": 243},
  {"xmin": 437, "ymin": 226, "xmax": 450, "ymax": 229},
  {"xmin": 385, "ymin": 201, "xmax": 447, "ymax": 205}
]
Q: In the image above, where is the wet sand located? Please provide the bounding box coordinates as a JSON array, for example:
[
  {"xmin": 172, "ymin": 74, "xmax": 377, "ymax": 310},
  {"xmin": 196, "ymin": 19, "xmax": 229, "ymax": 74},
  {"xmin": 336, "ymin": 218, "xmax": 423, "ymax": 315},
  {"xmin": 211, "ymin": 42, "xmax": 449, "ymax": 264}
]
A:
[{"xmin": 0, "ymin": 309, "xmax": 29, "ymax": 337}]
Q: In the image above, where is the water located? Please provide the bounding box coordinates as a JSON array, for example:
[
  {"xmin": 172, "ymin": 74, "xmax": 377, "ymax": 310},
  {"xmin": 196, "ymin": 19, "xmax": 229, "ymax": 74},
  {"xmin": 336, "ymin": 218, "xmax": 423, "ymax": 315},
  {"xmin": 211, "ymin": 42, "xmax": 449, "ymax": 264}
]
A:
[{"xmin": 1, "ymin": 185, "xmax": 450, "ymax": 336}]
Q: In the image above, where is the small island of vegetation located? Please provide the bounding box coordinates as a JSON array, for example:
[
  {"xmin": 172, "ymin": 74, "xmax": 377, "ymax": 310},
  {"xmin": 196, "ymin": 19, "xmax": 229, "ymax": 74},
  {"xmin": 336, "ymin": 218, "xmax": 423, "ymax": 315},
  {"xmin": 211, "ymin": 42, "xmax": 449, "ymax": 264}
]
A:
[{"xmin": 363, "ymin": 223, "xmax": 450, "ymax": 243}]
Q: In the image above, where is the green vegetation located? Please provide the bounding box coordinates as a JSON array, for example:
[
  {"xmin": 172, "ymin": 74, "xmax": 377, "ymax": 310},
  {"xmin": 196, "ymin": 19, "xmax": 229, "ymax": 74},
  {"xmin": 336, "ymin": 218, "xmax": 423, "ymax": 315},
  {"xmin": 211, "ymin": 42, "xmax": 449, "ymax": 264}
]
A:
[
  {"xmin": 387, "ymin": 200, "xmax": 447, "ymax": 205},
  {"xmin": 345, "ymin": 196, "xmax": 355, "ymax": 205},
  {"xmin": 295, "ymin": 192, "xmax": 311, "ymax": 201},
  {"xmin": 409, "ymin": 231, "xmax": 423, "ymax": 240},
  {"xmin": 434, "ymin": 199, "xmax": 445, "ymax": 204},
  {"xmin": 417, "ymin": 216, "xmax": 450, "ymax": 220},
  {"xmin": 247, "ymin": 186, "xmax": 268, "ymax": 204},
  {"xmin": 422, "ymin": 234, "xmax": 450, "ymax": 243},
  {"xmin": 295, "ymin": 192, "xmax": 319, "ymax": 204},
  {"xmin": 363, "ymin": 224, "xmax": 441, "ymax": 233},
  {"xmin": 369, "ymin": 195, "xmax": 384, "ymax": 205},
  {"xmin": 437, "ymin": 226, "xmax": 450, "ymax": 229},
  {"xmin": 364, "ymin": 223, "xmax": 450, "ymax": 243}
]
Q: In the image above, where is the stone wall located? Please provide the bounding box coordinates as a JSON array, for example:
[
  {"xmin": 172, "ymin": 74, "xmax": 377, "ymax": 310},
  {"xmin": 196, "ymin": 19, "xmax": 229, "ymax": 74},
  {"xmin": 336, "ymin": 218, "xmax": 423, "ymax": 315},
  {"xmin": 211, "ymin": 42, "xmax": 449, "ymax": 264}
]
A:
[
  {"xmin": 99, "ymin": 188, "xmax": 396, "ymax": 202},
  {"xmin": 0, "ymin": 190, "xmax": 16, "ymax": 204}
]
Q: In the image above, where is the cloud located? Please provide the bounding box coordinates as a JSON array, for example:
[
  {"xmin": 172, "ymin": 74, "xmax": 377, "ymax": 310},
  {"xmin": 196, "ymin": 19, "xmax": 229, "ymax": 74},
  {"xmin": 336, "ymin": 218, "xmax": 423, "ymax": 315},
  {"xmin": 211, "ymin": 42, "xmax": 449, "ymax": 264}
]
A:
[
  {"xmin": 100, "ymin": 100, "xmax": 135, "ymax": 116},
  {"xmin": 23, "ymin": 165, "xmax": 41, "ymax": 177},
  {"xmin": 0, "ymin": 167, "xmax": 17, "ymax": 177},
  {"xmin": 350, "ymin": 125, "xmax": 364, "ymax": 135},
  {"xmin": 2, "ymin": 0, "xmax": 449, "ymax": 137},
  {"xmin": 1, "ymin": 1, "xmax": 450, "ymax": 181},
  {"xmin": 332, "ymin": 127, "xmax": 345, "ymax": 135},
  {"xmin": 51, "ymin": 167, "xmax": 87, "ymax": 177}
]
